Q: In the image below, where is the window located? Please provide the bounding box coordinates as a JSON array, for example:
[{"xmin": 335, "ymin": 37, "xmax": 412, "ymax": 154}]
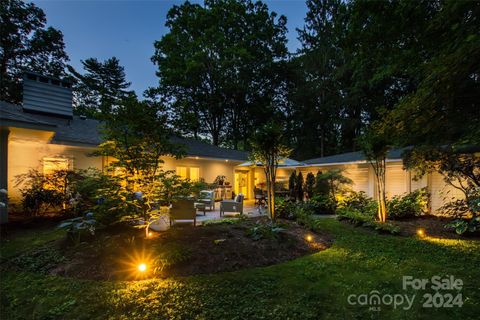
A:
[
  {"xmin": 43, "ymin": 157, "xmax": 70, "ymax": 191},
  {"xmin": 43, "ymin": 157, "xmax": 69, "ymax": 175},
  {"xmin": 189, "ymin": 167, "xmax": 200, "ymax": 181},
  {"xmin": 176, "ymin": 167, "xmax": 188, "ymax": 180},
  {"xmin": 176, "ymin": 166, "xmax": 200, "ymax": 181}
]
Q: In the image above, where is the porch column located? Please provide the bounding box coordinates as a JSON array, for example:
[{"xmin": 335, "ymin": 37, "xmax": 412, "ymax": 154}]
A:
[{"xmin": 0, "ymin": 128, "xmax": 9, "ymax": 223}]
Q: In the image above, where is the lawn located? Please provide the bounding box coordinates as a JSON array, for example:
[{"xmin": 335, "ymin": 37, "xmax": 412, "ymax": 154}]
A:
[{"xmin": 1, "ymin": 219, "xmax": 479, "ymax": 319}]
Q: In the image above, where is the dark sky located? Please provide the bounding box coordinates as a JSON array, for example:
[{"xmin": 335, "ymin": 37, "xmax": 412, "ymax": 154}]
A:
[{"xmin": 33, "ymin": 0, "xmax": 308, "ymax": 95}]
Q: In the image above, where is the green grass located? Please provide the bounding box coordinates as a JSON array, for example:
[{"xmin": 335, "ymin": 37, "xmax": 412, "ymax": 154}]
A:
[
  {"xmin": 1, "ymin": 219, "xmax": 479, "ymax": 319},
  {"xmin": 0, "ymin": 227, "xmax": 63, "ymax": 260}
]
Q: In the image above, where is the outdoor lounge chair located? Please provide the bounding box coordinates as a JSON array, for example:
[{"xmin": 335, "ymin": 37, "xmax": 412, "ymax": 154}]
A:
[
  {"xmin": 170, "ymin": 199, "xmax": 197, "ymax": 226},
  {"xmin": 194, "ymin": 190, "xmax": 215, "ymax": 215},
  {"xmin": 220, "ymin": 193, "xmax": 244, "ymax": 216}
]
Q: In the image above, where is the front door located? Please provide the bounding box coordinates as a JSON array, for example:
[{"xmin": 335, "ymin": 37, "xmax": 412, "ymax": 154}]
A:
[{"xmin": 234, "ymin": 171, "xmax": 249, "ymax": 199}]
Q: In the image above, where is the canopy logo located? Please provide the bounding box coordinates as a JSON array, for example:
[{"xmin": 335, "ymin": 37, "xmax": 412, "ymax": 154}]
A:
[{"xmin": 347, "ymin": 275, "xmax": 464, "ymax": 312}]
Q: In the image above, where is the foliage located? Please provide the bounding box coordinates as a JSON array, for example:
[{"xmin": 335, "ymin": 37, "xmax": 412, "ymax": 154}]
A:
[
  {"xmin": 314, "ymin": 169, "xmax": 352, "ymax": 209},
  {"xmin": 213, "ymin": 175, "xmax": 226, "ymax": 186},
  {"xmin": 306, "ymin": 195, "xmax": 336, "ymax": 215},
  {"xmin": 359, "ymin": 126, "xmax": 392, "ymax": 223},
  {"xmin": 337, "ymin": 208, "xmax": 399, "ymax": 235},
  {"xmin": 68, "ymin": 57, "xmax": 133, "ymax": 118},
  {"xmin": 387, "ymin": 188, "xmax": 429, "ymax": 220},
  {"xmin": 275, "ymin": 197, "xmax": 296, "ymax": 220},
  {"xmin": 10, "ymin": 245, "xmax": 65, "ymax": 274},
  {"xmin": 405, "ymin": 148, "xmax": 480, "ymax": 219},
  {"xmin": 2, "ymin": 219, "xmax": 480, "ymax": 319},
  {"xmin": 249, "ymin": 121, "xmax": 291, "ymax": 220},
  {"xmin": 295, "ymin": 171, "xmax": 304, "ymax": 201},
  {"xmin": 288, "ymin": 171, "xmax": 296, "ymax": 201},
  {"xmin": 314, "ymin": 171, "xmax": 329, "ymax": 196},
  {"xmin": 339, "ymin": 191, "xmax": 377, "ymax": 215},
  {"xmin": 246, "ymin": 221, "xmax": 285, "ymax": 241},
  {"xmin": 444, "ymin": 217, "xmax": 480, "ymax": 235},
  {"xmin": 151, "ymin": 0, "xmax": 288, "ymax": 147},
  {"xmin": 14, "ymin": 169, "xmax": 78, "ymax": 216},
  {"xmin": 95, "ymin": 96, "xmax": 186, "ymax": 234},
  {"xmin": 57, "ymin": 213, "xmax": 96, "ymax": 246},
  {"xmin": 151, "ymin": 243, "xmax": 192, "ymax": 274},
  {"xmin": 202, "ymin": 217, "xmax": 246, "ymax": 226},
  {"xmin": 0, "ymin": 0, "xmax": 69, "ymax": 104},
  {"xmin": 304, "ymin": 172, "xmax": 315, "ymax": 199}
]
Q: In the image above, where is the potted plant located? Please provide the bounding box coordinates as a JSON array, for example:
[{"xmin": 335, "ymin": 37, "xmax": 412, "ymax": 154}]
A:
[{"xmin": 214, "ymin": 175, "xmax": 226, "ymax": 186}]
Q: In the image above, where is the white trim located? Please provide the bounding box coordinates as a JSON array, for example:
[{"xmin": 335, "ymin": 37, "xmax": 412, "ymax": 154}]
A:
[{"xmin": 303, "ymin": 158, "xmax": 403, "ymax": 167}]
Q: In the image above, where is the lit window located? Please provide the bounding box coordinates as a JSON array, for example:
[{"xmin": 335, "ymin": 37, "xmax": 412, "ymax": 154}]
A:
[
  {"xmin": 176, "ymin": 166, "xmax": 200, "ymax": 181},
  {"xmin": 43, "ymin": 157, "xmax": 69, "ymax": 175},
  {"xmin": 176, "ymin": 167, "xmax": 188, "ymax": 179},
  {"xmin": 189, "ymin": 167, "xmax": 200, "ymax": 181}
]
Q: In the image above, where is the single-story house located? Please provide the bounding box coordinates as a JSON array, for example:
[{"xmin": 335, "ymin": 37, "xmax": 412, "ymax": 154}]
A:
[
  {"xmin": 0, "ymin": 73, "xmax": 248, "ymax": 222},
  {"xmin": 298, "ymin": 150, "xmax": 467, "ymax": 214},
  {"xmin": 0, "ymin": 72, "xmax": 469, "ymax": 222}
]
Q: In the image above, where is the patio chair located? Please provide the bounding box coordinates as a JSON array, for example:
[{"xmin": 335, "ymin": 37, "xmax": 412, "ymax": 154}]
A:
[
  {"xmin": 220, "ymin": 193, "xmax": 244, "ymax": 216},
  {"xmin": 194, "ymin": 190, "xmax": 215, "ymax": 215},
  {"xmin": 254, "ymin": 187, "xmax": 265, "ymax": 205},
  {"xmin": 170, "ymin": 199, "xmax": 197, "ymax": 226}
]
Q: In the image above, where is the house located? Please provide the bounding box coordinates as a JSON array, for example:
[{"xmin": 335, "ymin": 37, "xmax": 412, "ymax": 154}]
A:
[
  {"xmin": 0, "ymin": 72, "xmax": 469, "ymax": 223},
  {"xmin": 299, "ymin": 150, "xmax": 466, "ymax": 214},
  {"xmin": 0, "ymin": 73, "xmax": 248, "ymax": 222}
]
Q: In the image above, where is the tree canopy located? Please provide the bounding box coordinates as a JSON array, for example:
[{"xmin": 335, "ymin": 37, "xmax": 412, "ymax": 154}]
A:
[
  {"xmin": 0, "ymin": 0, "xmax": 69, "ymax": 104},
  {"xmin": 68, "ymin": 57, "xmax": 134, "ymax": 119},
  {"xmin": 151, "ymin": 0, "xmax": 288, "ymax": 147}
]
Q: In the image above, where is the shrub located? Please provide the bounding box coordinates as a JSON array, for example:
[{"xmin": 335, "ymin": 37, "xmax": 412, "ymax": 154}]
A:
[
  {"xmin": 275, "ymin": 198, "xmax": 297, "ymax": 220},
  {"xmin": 336, "ymin": 207, "xmax": 374, "ymax": 225},
  {"xmin": 387, "ymin": 188, "xmax": 429, "ymax": 220},
  {"xmin": 337, "ymin": 208, "xmax": 400, "ymax": 235},
  {"xmin": 305, "ymin": 172, "xmax": 315, "ymax": 199},
  {"xmin": 288, "ymin": 171, "xmax": 296, "ymax": 201},
  {"xmin": 14, "ymin": 169, "xmax": 83, "ymax": 216},
  {"xmin": 295, "ymin": 172, "xmax": 304, "ymax": 201},
  {"xmin": 339, "ymin": 191, "xmax": 378, "ymax": 215},
  {"xmin": 57, "ymin": 212, "xmax": 97, "ymax": 246},
  {"xmin": 444, "ymin": 217, "xmax": 480, "ymax": 235},
  {"xmin": 305, "ymin": 195, "xmax": 336, "ymax": 215},
  {"xmin": 246, "ymin": 221, "xmax": 286, "ymax": 241},
  {"xmin": 152, "ymin": 243, "xmax": 192, "ymax": 273}
]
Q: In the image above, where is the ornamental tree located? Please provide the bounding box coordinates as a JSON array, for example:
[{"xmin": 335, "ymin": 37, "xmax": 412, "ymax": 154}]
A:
[
  {"xmin": 249, "ymin": 121, "xmax": 291, "ymax": 220},
  {"xmin": 96, "ymin": 96, "xmax": 186, "ymax": 235}
]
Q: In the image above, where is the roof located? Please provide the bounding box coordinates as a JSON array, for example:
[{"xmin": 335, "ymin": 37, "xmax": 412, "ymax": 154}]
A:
[
  {"xmin": 0, "ymin": 101, "xmax": 249, "ymax": 161},
  {"xmin": 303, "ymin": 149, "xmax": 407, "ymax": 166},
  {"xmin": 237, "ymin": 157, "xmax": 304, "ymax": 167},
  {"xmin": 170, "ymin": 136, "xmax": 248, "ymax": 161}
]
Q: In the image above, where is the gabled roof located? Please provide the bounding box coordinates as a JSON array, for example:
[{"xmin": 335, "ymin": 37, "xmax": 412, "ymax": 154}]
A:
[
  {"xmin": 303, "ymin": 148, "xmax": 407, "ymax": 166},
  {"xmin": 0, "ymin": 101, "xmax": 249, "ymax": 161}
]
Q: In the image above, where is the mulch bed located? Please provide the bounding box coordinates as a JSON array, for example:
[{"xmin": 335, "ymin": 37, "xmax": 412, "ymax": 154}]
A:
[
  {"xmin": 390, "ymin": 215, "xmax": 480, "ymax": 240},
  {"xmin": 6, "ymin": 217, "xmax": 332, "ymax": 281}
]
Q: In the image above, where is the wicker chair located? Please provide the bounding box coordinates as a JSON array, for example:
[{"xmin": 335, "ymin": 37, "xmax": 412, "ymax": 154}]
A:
[
  {"xmin": 220, "ymin": 194, "xmax": 244, "ymax": 216},
  {"xmin": 170, "ymin": 199, "xmax": 197, "ymax": 226}
]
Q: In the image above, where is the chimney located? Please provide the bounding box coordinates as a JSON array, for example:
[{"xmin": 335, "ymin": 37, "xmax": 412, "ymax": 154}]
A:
[{"xmin": 22, "ymin": 72, "xmax": 73, "ymax": 119}]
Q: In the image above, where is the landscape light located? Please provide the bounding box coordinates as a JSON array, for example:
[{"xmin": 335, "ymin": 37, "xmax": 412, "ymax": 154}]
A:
[
  {"xmin": 138, "ymin": 263, "xmax": 147, "ymax": 272},
  {"xmin": 417, "ymin": 228, "xmax": 426, "ymax": 237},
  {"xmin": 306, "ymin": 234, "xmax": 313, "ymax": 242}
]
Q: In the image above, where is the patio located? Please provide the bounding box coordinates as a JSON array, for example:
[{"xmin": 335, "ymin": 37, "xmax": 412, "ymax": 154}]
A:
[{"xmin": 178, "ymin": 200, "xmax": 262, "ymax": 225}]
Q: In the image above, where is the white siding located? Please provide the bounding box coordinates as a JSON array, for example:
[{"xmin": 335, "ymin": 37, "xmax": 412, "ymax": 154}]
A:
[
  {"xmin": 411, "ymin": 174, "xmax": 428, "ymax": 191},
  {"xmin": 385, "ymin": 164, "xmax": 408, "ymax": 198},
  {"xmin": 429, "ymin": 172, "xmax": 465, "ymax": 214},
  {"xmin": 344, "ymin": 166, "xmax": 370, "ymax": 194}
]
